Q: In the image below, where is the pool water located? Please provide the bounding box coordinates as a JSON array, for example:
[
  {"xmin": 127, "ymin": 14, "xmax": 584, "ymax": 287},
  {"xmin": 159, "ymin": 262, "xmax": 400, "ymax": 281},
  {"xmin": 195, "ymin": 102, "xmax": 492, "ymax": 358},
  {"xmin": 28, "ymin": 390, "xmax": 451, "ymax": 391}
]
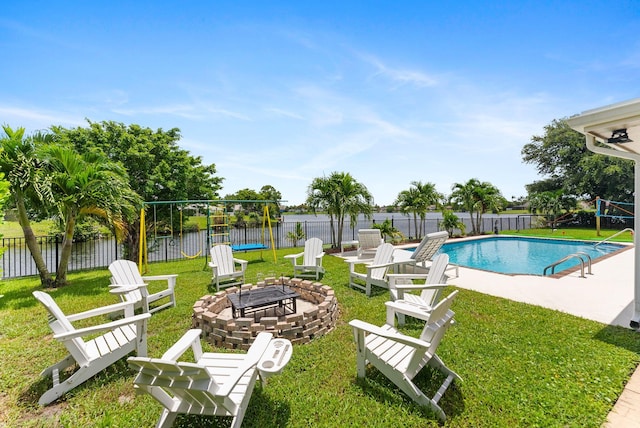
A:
[{"xmin": 433, "ymin": 236, "xmax": 625, "ymax": 275}]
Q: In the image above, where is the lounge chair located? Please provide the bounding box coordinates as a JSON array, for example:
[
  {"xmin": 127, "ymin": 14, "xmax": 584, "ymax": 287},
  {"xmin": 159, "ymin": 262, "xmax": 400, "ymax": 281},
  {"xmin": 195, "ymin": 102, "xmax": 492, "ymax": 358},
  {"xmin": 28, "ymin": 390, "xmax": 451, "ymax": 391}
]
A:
[
  {"xmin": 209, "ymin": 244, "xmax": 248, "ymax": 291},
  {"xmin": 128, "ymin": 329, "xmax": 292, "ymax": 428},
  {"xmin": 33, "ymin": 290, "xmax": 150, "ymax": 405},
  {"xmin": 409, "ymin": 231, "xmax": 458, "ymax": 278},
  {"xmin": 348, "ymin": 242, "xmax": 395, "ymax": 296},
  {"xmin": 349, "ymin": 290, "xmax": 460, "ymax": 421},
  {"xmin": 357, "ymin": 229, "xmax": 384, "ymax": 259},
  {"xmin": 284, "ymin": 237, "xmax": 325, "ymax": 280},
  {"xmin": 109, "ymin": 260, "xmax": 178, "ymax": 314}
]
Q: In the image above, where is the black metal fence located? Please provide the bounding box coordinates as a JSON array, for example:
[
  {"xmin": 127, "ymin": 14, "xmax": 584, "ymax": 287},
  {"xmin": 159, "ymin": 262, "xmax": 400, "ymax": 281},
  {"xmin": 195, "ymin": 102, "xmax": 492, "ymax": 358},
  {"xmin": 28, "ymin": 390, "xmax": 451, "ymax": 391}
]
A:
[{"xmin": 0, "ymin": 214, "xmax": 535, "ymax": 279}]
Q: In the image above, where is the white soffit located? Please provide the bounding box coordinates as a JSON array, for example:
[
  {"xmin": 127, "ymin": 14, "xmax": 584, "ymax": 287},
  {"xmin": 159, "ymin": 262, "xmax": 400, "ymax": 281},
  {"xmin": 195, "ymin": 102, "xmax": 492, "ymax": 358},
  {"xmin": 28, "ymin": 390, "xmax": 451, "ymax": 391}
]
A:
[{"xmin": 566, "ymin": 98, "xmax": 640, "ymax": 156}]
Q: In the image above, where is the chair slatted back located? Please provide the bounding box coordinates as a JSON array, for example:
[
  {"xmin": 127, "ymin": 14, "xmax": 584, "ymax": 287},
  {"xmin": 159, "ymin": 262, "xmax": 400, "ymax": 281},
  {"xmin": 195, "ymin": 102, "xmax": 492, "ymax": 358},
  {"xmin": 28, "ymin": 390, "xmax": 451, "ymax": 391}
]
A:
[
  {"xmin": 410, "ymin": 231, "xmax": 449, "ymax": 264},
  {"xmin": 210, "ymin": 245, "xmax": 235, "ymax": 275},
  {"xmin": 110, "ymin": 260, "xmax": 144, "ymax": 284},
  {"xmin": 402, "ymin": 290, "xmax": 457, "ymax": 378},
  {"xmin": 370, "ymin": 243, "xmax": 395, "ymax": 280},
  {"xmin": 419, "ymin": 254, "xmax": 450, "ymax": 304},
  {"xmin": 358, "ymin": 229, "xmax": 383, "ymax": 251},
  {"xmin": 302, "ymin": 238, "xmax": 323, "ymax": 266},
  {"xmin": 33, "ymin": 291, "xmax": 91, "ymax": 365}
]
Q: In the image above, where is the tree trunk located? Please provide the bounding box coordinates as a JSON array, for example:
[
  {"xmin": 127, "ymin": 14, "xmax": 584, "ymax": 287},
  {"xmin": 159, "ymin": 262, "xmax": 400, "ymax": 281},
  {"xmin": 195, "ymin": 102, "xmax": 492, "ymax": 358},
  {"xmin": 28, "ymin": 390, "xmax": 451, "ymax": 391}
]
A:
[
  {"xmin": 336, "ymin": 215, "xmax": 344, "ymax": 249},
  {"xmin": 15, "ymin": 194, "xmax": 53, "ymax": 287},
  {"xmin": 125, "ymin": 219, "xmax": 141, "ymax": 262},
  {"xmin": 328, "ymin": 216, "xmax": 336, "ymax": 248},
  {"xmin": 54, "ymin": 212, "xmax": 76, "ymax": 287}
]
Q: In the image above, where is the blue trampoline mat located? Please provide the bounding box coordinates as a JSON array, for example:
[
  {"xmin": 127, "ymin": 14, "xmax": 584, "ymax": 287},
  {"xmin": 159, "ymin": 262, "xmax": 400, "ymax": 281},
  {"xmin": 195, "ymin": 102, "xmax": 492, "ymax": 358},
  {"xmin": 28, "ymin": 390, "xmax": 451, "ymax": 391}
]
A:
[{"xmin": 231, "ymin": 243, "xmax": 268, "ymax": 251}]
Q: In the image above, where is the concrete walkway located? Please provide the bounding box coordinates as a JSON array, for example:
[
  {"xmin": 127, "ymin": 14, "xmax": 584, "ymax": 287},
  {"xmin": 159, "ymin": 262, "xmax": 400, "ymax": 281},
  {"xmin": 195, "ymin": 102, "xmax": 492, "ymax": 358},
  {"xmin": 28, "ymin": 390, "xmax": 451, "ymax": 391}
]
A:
[{"xmin": 383, "ymin": 245, "xmax": 638, "ymax": 427}]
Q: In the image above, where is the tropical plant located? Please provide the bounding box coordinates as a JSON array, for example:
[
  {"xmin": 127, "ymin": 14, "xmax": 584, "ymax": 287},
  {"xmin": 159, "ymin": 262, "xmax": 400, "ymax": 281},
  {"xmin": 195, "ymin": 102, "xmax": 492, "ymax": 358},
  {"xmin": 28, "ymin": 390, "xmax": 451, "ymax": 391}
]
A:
[
  {"xmin": 450, "ymin": 178, "xmax": 506, "ymax": 235},
  {"xmin": 286, "ymin": 222, "xmax": 306, "ymax": 247},
  {"xmin": 306, "ymin": 172, "xmax": 373, "ymax": 248},
  {"xmin": 440, "ymin": 209, "xmax": 466, "ymax": 237},
  {"xmin": 371, "ymin": 219, "xmax": 404, "ymax": 243},
  {"xmin": 0, "ymin": 126, "xmax": 56, "ymax": 286},
  {"xmin": 394, "ymin": 181, "xmax": 442, "ymax": 239},
  {"xmin": 39, "ymin": 145, "xmax": 142, "ymax": 286}
]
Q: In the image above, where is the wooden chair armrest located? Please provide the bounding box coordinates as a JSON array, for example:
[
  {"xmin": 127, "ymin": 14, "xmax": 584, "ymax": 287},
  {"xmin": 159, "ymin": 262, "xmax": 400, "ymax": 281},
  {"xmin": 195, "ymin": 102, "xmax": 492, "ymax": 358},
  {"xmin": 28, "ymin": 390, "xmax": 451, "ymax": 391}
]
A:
[
  {"xmin": 392, "ymin": 283, "xmax": 448, "ymax": 291},
  {"xmin": 66, "ymin": 300, "xmax": 138, "ymax": 322},
  {"xmin": 284, "ymin": 252, "xmax": 304, "ymax": 260},
  {"xmin": 366, "ymin": 261, "xmax": 396, "ymax": 271},
  {"xmin": 55, "ymin": 313, "xmax": 151, "ymax": 341},
  {"xmin": 348, "ymin": 319, "xmax": 429, "ymax": 348},
  {"xmin": 161, "ymin": 329, "xmax": 204, "ymax": 361},
  {"xmin": 142, "ymin": 274, "xmax": 177, "ymax": 287},
  {"xmin": 385, "ymin": 300, "xmax": 433, "ymax": 322},
  {"xmin": 233, "ymin": 258, "xmax": 249, "ymax": 267},
  {"xmin": 109, "ymin": 283, "xmax": 148, "ymax": 294}
]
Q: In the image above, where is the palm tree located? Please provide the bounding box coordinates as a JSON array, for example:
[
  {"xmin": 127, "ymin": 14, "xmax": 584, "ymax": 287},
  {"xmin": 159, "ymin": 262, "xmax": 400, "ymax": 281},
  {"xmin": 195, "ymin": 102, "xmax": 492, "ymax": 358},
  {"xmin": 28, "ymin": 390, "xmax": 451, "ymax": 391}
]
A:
[
  {"xmin": 372, "ymin": 219, "xmax": 404, "ymax": 243},
  {"xmin": 440, "ymin": 209, "xmax": 466, "ymax": 237},
  {"xmin": 306, "ymin": 172, "xmax": 373, "ymax": 248},
  {"xmin": 395, "ymin": 181, "xmax": 443, "ymax": 239},
  {"xmin": 394, "ymin": 187, "xmax": 420, "ymax": 239},
  {"xmin": 0, "ymin": 126, "xmax": 56, "ymax": 287},
  {"xmin": 450, "ymin": 178, "xmax": 506, "ymax": 235},
  {"xmin": 40, "ymin": 145, "xmax": 142, "ymax": 286},
  {"xmin": 412, "ymin": 181, "xmax": 442, "ymax": 237}
]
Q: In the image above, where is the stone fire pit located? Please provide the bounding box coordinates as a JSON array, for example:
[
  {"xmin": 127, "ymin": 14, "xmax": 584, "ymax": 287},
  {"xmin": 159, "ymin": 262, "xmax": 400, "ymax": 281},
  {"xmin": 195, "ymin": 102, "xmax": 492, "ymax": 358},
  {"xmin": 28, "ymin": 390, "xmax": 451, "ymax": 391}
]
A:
[{"xmin": 192, "ymin": 277, "xmax": 339, "ymax": 350}]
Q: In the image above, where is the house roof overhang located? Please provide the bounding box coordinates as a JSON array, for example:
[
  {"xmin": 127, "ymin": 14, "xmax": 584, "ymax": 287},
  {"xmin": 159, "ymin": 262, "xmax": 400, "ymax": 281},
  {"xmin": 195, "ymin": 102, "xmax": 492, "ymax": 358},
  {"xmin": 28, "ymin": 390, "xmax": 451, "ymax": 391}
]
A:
[{"xmin": 566, "ymin": 98, "xmax": 640, "ymax": 161}]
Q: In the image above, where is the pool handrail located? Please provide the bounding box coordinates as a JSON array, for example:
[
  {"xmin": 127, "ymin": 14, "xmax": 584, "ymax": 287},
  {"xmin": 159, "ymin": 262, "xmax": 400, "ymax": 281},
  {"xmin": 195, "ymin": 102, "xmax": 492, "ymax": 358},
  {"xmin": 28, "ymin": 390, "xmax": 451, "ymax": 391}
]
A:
[
  {"xmin": 543, "ymin": 252, "xmax": 592, "ymax": 278},
  {"xmin": 593, "ymin": 228, "xmax": 634, "ymax": 248}
]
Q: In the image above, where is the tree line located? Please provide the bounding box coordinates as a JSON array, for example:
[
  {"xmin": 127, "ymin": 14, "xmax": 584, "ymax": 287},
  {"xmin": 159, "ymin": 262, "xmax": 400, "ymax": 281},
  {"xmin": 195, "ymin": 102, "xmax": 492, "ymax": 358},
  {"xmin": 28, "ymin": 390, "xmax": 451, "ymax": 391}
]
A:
[{"xmin": 0, "ymin": 117, "xmax": 625, "ymax": 288}]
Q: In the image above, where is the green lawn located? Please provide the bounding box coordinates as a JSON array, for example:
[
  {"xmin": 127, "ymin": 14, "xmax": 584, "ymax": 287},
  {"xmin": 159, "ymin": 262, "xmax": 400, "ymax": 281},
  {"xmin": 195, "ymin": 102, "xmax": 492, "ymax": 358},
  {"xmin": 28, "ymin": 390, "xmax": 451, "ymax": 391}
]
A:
[
  {"xmin": 1, "ymin": 248, "xmax": 639, "ymax": 427},
  {"xmin": 502, "ymin": 227, "xmax": 634, "ymax": 242}
]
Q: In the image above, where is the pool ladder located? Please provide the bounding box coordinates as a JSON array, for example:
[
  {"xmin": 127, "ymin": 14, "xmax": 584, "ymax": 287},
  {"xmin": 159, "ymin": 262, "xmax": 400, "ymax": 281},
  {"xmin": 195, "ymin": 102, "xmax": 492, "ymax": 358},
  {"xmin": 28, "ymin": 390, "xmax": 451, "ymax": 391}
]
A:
[{"xmin": 543, "ymin": 252, "xmax": 592, "ymax": 278}]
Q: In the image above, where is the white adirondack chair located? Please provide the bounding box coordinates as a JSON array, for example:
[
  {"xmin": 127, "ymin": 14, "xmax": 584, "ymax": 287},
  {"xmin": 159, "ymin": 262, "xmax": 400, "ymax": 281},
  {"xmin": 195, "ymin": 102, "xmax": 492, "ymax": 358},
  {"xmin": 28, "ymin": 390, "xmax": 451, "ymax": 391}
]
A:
[
  {"xmin": 387, "ymin": 253, "xmax": 450, "ymax": 326},
  {"xmin": 33, "ymin": 290, "xmax": 150, "ymax": 406},
  {"xmin": 348, "ymin": 243, "xmax": 396, "ymax": 296},
  {"xmin": 128, "ymin": 329, "xmax": 293, "ymax": 428},
  {"xmin": 109, "ymin": 260, "xmax": 178, "ymax": 314},
  {"xmin": 349, "ymin": 290, "xmax": 461, "ymax": 421},
  {"xmin": 284, "ymin": 237, "xmax": 325, "ymax": 280},
  {"xmin": 209, "ymin": 245, "xmax": 248, "ymax": 291},
  {"xmin": 357, "ymin": 229, "xmax": 384, "ymax": 259}
]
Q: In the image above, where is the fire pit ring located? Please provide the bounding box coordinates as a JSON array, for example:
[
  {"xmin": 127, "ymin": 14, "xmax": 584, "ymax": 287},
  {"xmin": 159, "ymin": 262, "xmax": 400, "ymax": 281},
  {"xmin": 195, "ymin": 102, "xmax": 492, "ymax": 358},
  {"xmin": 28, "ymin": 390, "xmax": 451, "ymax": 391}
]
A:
[{"xmin": 192, "ymin": 277, "xmax": 339, "ymax": 350}]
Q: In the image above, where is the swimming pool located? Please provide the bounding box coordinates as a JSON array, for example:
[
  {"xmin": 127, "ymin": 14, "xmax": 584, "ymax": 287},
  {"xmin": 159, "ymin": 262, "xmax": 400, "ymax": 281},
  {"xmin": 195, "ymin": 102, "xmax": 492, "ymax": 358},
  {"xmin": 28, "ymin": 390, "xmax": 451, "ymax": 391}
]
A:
[{"xmin": 432, "ymin": 236, "xmax": 626, "ymax": 275}]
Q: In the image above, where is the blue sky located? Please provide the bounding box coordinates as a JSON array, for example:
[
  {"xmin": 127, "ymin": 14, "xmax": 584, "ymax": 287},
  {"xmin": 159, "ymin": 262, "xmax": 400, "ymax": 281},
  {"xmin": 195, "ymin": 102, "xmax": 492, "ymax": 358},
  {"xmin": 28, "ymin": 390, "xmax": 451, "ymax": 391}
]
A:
[{"xmin": 2, "ymin": 1, "xmax": 639, "ymax": 205}]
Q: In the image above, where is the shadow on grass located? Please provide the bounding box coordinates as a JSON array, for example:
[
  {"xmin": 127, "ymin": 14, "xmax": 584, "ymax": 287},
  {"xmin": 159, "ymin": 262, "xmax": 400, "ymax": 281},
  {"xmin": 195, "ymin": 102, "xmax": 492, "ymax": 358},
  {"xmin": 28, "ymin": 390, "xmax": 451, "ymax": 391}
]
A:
[
  {"xmin": 171, "ymin": 385, "xmax": 291, "ymax": 428},
  {"xmin": 19, "ymin": 358, "xmax": 134, "ymax": 408},
  {"xmin": 593, "ymin": 324, "xmax": 640, "ymax": 353},
  {"xmin": 355, "ymin": 364, "xmax": 465, "ymax": 423}
]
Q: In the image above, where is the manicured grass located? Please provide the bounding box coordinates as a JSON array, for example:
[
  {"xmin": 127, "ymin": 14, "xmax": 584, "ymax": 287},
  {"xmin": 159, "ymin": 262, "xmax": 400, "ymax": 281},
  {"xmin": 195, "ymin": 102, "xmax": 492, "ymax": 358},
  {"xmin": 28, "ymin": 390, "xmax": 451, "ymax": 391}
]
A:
[
  {"xmin": 502, "ymin": 227, "xmax": 634, "ymax": 242},
  {"xmin": 1, "ymin": 248, "xmax": 639, "ymax": 427},
  {"xmin": 0, "ymin": 220, "xmax": 56, "ymax": 238}
]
